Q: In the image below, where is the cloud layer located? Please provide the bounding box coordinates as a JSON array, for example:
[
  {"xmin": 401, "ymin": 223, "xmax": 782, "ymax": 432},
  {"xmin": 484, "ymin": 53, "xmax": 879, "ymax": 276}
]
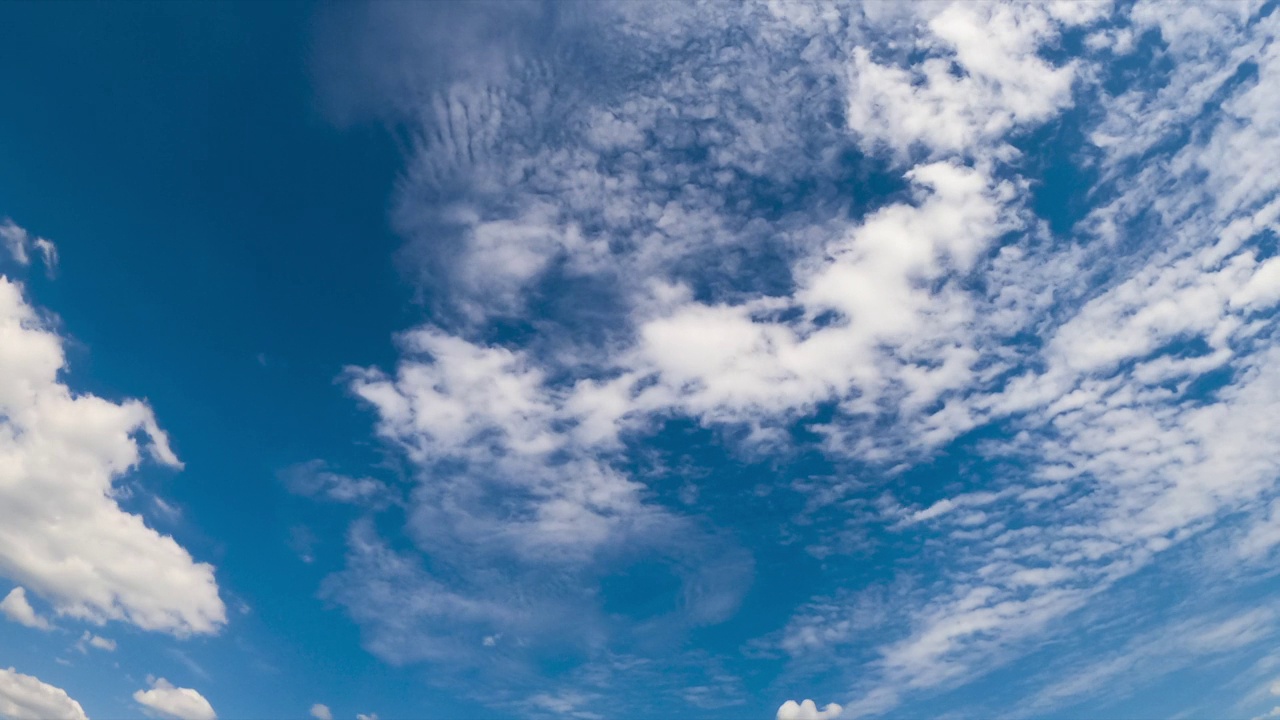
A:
[{"xmin": 314, "ymin": 0, "xmax": 1280, "ymax": 715}]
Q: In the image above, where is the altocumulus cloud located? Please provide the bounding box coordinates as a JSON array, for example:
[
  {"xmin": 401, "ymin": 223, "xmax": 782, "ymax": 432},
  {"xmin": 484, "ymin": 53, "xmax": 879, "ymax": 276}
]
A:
[{"xmin": 309, "ymin": 0, "xmax": 1280, "ymax": 716}]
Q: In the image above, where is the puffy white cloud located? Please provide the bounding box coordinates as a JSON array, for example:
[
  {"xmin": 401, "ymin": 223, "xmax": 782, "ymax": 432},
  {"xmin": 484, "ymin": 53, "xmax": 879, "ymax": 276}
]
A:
[
  {"xmin": 355, "ymin": 714, "xmax": 377, "ymax": 720},
  {"xmin": 845, "ymin": 3, "xmax": 1085, "ymax": 160},
  {"xmin": 346, "ymin": 328, "xmax": 648, "ymax": 557},
  {"xmin": 777, "ymin": 699, "xmax": 843, "ymax": 720},
  {"xmin": 0, "ymin": 667, "xmax": 88, "ymax": 720},
  {"xmin": 132, "ymin": 678, "xmax": 215, "ymax": 720},
  {"xmin": 0, "ymin": 276, "xmax": 224, "ymax": 635},
  {"xmin": 308, "ymin": 704, "xmax": 331, "ymax": 720},
  {"xmin": 0, "ymin": 587, "xmax": 51, "ymax": 630}
]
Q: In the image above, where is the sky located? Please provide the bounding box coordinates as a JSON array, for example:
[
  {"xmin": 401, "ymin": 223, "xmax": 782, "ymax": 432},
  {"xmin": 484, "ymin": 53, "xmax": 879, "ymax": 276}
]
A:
[{"xmin": 1, "ymin": 1, "xmax": 1280, "ymax": 719}]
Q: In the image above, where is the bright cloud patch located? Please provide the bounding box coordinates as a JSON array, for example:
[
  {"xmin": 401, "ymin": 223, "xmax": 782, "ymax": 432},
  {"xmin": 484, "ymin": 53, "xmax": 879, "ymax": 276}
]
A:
[
  {"xmin": 132, "ymin": 678, "xmax": 216, "ymax": 720},
  {"xmin": 0, "ymin": 667, "xmax": 88, "ymax": 720},
  {"xmin": 777, "ymin": 699, "xmax": 843, "ymax": 720},
  {"xmin": 0, "ymin": 274, "xmax": 224, "ymax": 635}
]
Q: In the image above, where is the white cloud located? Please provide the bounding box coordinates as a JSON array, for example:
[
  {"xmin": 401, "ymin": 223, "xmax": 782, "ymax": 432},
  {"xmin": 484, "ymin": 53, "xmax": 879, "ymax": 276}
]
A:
[
  {"xmin": 524, "ymin": 691, "xmax": 601, "ymax": 720},
  {"xmin": 0, "ymin": 220, "xmax": 57, "ymax": 276},
  {"xmin": 0, "ymin": 667, "xmax": 88, "ymax": 720},
  {"xmin": 346, "ymin": 328, "xmax": 649, "ymax": 558},
  {"xmin": 845, "ymin": 3, "xmax": 1085, "ymax": 160},
  {"xmin": 309, "ymin": 704, "xmax": 332, "ymax": 720},
  {"xmin": 76, "ymin": 631, "xmax": 116, "ymax": 653},
  {"xmin": 0, "ymin": 277, "xmax": 224, "ymax": 635},
  {"xmin": 355, "ymin": 714, "xmax": 378, "ymax": 720},
  {"xmin": 777, "ymin": 699, "xmax": 843, "ymax": 720},
  {"xmin": 322, "ymin": 0, "xmax": 1280, "ymax": 715},
  {"xmin": 279, "ymin": 460, "xmax": 395, "ymax": 508},
  {"xmin": 0, "ymin": 220, "xmax": 30, "ymax": 265},
  {"xmin": 32, "ymin": 238, "xmax": 57, "ymax": 275},
  {"xmin": 775, "ymin": 3, "xmax": 1280, "ymax": 714},
  {"xmin": 132, "ymin": 678, "xmax": 215, "ymax": 720},
  {"xmin": 0, "ymin": 587, "xmax": 51, "ymax": 630}
]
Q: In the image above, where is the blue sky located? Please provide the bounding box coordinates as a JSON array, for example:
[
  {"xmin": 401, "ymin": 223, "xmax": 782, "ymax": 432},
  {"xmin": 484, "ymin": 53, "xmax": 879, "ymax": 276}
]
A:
[{"xmin": 2, "ymin": 1, "xmax": 1280, "ymax": 719}]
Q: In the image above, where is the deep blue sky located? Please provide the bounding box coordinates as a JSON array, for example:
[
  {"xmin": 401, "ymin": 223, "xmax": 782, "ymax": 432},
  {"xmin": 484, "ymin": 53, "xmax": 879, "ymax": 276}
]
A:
[{"xmin": 0, "ymin": 3, "xmax": 439, "ymax": 718}]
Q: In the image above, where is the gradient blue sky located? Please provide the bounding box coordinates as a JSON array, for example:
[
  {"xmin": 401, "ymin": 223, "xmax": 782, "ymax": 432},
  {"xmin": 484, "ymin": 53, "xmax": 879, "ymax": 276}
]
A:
[{"xmin": 2, "ymin": 2, "xmax": 1280, "ymax": 719}]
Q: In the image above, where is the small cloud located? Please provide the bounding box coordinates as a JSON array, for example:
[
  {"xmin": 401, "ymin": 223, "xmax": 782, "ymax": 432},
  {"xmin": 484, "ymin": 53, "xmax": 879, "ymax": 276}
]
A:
[
  {"xmin": 151, "ymin": 496, "xmax": 183, "ymax": 522},
  {"xmin": 76, "ymin": 631, "xmax": 116, "ymax": 653},
  {"xmin": 0, "ymin": 218, "xmax": 31, "ymax": 264},
  {"xmin": 0, "ymin": 218, "xmax": 57, "ymax": 277},
  {"xmin": 279, "ymin": 460, "xmax": 395, "ymax": 508},
  {"xmin": 309, "ymin": 703, "xmax": 332, "ymax": 720},
  {"xmin": 525, "ymin": 692, "xmax": 602, "ymax": 720},
  {"xmin": 356, "ymin": 714, "xmax": 378, "ymax": 720},
  {"xmin": 777, "ymin": 699, "xmax": 843, "ymax": 720},
  {"xmin": 33, "ymin": 238, "xmax": 57, "ymax": 277},
  {"xmin": 133, "ymin": 677, "xmax": 216, "ymax": 720},
  {"xmin": 0, "ymin": 587, "xmax": 52, "ymax": 630}
]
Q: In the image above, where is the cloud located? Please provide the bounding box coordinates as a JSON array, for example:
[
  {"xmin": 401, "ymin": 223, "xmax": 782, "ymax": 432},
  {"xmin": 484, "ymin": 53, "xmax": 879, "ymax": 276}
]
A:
[
  {"xmin": 524, "ymin": 691, "xmax": 602, "ymax": 720},
  {"xmin": 132, "ymin": 678, "xmax": 216, "ymax": 720},
  {"xmin": 0, "ymin": 220, "xmax": 58, "ymax": 277},
  {"xmin": 845, "ymin": 3, "xmax": 1081, "ymax": 160},
  {"xmin": 777, "ymin": 699, "xmax": 843, "ymax": 720},
  {"xmin": 1021, "ymin": 605, "xmax": 1278, "ymax": 715},
  {"xmin": 319, "ymin": 0, "xmax": 1280, "ymax": 715},
  {"xmin": 309, "ymin": 704, "xmax": 332, "ymax": 720},
  {"xmin": 0, "ymin": 587, "xmax": 51, "ymax": 630},
  {"xmin": 32, "ymin": 238, "xmax": 57, "ymax": 275},
  {"xmin": 76, "ymin": 631, "xmax": 116, "ymax": 653},
  {"xmin": 279, "ymin": 460, "xmax": 395, "ymax": 508},
  {"xmin": 769, "ymin": 2, "xmax": 1280, "ymax": 713},
  {"xmin": 0, "ymin": 667, "xmax": 88, "ymax": 720},
  {"xmin": 0, "ymin": 277, "xmax": 224, "ymax": 636},
  {"xmin": 355, "ymin": 714, "xmax": 377, "ymax": 720},
  {"xmin": 0, "ymin": 220, "xmax": 31, "ymax": 265}
]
